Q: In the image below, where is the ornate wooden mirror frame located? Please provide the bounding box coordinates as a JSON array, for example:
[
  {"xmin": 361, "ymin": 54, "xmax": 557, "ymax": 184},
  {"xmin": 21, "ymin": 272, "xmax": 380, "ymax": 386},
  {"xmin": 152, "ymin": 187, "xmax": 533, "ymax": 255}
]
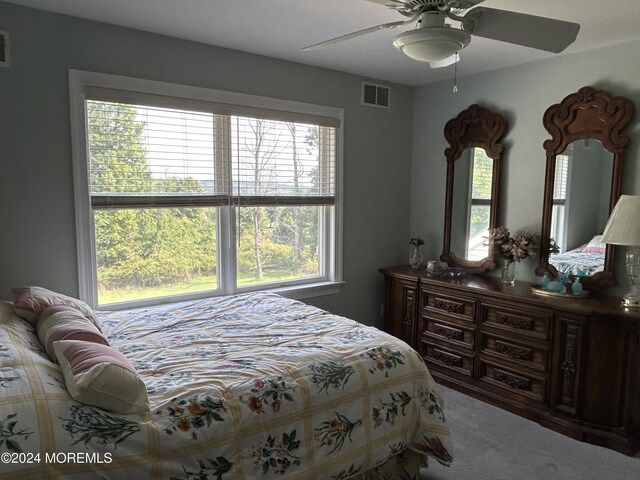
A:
[
  {"xmin": 440, "ymin": 104, "xmax": 507, "ymax": 273},
  {"xmin": 536, "ymin": 86, "xmax": 635, "ymax": 291}
]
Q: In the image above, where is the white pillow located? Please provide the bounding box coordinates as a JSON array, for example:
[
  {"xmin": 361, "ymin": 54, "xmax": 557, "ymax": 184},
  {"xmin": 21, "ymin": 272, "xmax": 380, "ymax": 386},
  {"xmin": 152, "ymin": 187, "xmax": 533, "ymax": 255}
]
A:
[
  {"xmin": 37, "ymin": 305, "xmax": 109, "ymax": 362},
  {"xmin": 54, "ymin": 340, "xmax": 149, "ymax": 414}
]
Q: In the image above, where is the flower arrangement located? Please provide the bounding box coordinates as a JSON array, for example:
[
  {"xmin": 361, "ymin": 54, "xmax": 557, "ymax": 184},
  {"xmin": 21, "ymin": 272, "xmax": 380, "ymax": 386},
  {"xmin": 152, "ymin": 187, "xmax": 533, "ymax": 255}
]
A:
[
  {"xmin": 487, "ymin": 226, "xmax": 537, "ymax": 262},
  {"xmin": 409, "ymin": 237, "xmax": 425, "ymax": 247}
]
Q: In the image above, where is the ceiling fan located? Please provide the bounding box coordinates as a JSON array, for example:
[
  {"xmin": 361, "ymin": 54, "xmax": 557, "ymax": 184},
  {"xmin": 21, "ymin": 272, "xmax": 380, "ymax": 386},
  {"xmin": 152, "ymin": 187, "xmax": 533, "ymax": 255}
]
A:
[{"xmin": 302, "ymin": 0, "xmax": 580, "ymax": 68}]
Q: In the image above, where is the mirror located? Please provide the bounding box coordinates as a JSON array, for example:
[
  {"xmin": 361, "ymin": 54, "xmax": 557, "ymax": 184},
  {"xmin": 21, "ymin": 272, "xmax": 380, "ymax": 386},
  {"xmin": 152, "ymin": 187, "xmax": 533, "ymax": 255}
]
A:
[
  {"xmin": 450, "ymin": 147, "xmax": 494, "ymax": 261},
  {"xmin": 537, "ymin": 86, "xmax": 635, "ymax": 291},
  {"xmin": 548, "ymin": 141, "xmax": 612, "ymax": 276},
  {"xmin": 441, "ymin": 104, "xmax": 507, "ymax": 273}
]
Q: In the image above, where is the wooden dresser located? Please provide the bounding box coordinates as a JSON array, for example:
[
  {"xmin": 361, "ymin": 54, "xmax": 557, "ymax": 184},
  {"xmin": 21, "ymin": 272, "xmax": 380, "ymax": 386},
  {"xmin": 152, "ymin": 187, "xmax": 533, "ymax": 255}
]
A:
[{"xmin": 380, "ymin": 265, "xmax": 640, "ymax": 455}]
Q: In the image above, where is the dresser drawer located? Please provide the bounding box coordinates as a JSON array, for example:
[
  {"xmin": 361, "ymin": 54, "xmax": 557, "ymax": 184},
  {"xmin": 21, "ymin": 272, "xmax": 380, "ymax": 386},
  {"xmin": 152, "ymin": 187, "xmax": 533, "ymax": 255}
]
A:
[
  {"xmin": 422, "ymin": 316, "xmax": 475, "ymax": 349},
  {"xmin": 422, "ymin": 342, "xmax": 474, "ymax": 377},
  {"xmin": 421, "ymin": 288, "xmax": 476, "ymax": 323},
  {"xmin": 480, "ymin": 333, "xmax": 549, "ymax": 373},
  {"xmin": 480, "ymin": 303, "xmax": 551, "ymax": 341},
  {"xmin": 479, "ymin": 359, "xmax": 547, "ymax": 404}
]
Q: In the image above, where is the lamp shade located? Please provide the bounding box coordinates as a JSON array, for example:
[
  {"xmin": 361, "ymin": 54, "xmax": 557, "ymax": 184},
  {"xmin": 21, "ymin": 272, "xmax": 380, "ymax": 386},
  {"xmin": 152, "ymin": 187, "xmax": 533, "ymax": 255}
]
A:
[{"xmin": 602, "ymin": 195, "xmax": 640, "ymax": 246}]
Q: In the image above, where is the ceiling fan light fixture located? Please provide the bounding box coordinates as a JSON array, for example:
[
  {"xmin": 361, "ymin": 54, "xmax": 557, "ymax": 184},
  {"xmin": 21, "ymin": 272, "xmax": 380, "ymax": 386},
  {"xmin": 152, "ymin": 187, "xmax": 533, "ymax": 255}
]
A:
[{"xmin": 392, "ymin": 27, "xmax": 470, "ymax": 62}]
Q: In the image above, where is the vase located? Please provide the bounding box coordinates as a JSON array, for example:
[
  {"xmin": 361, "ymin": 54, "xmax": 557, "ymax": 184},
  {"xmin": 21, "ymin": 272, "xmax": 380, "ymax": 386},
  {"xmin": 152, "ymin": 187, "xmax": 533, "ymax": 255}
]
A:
[
  {"xmin": 409, "ymin": 246, "xmax": 423, "ymax": 269},
  {"xmin": 571, "ymin": 276, "xmax": 583, "ymax": 295},
  {"xmin": 501, "ymin": 258, "xmax": 515, "ymax": 284},
  {"xmin": 540, "ymin": 272, "xmax": 550, "ymax": 290}
]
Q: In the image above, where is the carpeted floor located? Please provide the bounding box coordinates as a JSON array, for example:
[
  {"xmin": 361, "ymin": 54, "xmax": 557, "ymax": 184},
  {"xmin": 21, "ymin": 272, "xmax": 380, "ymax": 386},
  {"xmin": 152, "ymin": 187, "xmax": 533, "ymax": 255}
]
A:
[{"xmin": 421, "ymin": 386, "xmax": 640, "ymax": 480}]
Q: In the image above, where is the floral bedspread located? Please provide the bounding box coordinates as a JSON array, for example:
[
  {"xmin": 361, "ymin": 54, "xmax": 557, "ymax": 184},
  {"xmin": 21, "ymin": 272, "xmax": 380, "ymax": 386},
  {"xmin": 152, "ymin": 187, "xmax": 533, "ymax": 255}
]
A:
[
  {"xmin": 549, "ymin": 250, "xmax": 604, "ymax": 275},
  {"xmin": 0, "ymin": 292, "xmax": 452, "ymax": 479}
]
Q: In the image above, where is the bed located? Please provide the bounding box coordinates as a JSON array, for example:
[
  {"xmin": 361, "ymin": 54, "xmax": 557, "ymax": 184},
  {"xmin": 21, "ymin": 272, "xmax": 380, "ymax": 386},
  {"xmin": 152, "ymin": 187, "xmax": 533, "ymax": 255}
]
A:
[
  {"xmin": 549, "ymin": 235, "xmax": 606, "ymax": 276},
  {"xmin": 0, "ymin": 290, "xmax": 453, "ymax": 479},
  {"xmin": 548, "ymin": 249, "xmax": 605, "ymax": 275}
]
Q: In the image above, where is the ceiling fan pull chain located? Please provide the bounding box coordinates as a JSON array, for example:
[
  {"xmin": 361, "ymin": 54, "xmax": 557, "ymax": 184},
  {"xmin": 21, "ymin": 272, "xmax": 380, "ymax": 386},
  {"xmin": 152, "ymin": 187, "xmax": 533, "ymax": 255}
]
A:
[{"xmin": 452, "ymin": 51, "xmax": 459, "ymax": 93}]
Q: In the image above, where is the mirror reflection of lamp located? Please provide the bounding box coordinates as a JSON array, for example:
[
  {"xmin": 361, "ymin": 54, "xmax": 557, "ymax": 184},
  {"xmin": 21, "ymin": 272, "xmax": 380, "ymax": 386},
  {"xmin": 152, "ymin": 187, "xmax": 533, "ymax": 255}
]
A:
[{"xmin": 602, "ymin": 195, "xmax": 640, "ymax": 309}]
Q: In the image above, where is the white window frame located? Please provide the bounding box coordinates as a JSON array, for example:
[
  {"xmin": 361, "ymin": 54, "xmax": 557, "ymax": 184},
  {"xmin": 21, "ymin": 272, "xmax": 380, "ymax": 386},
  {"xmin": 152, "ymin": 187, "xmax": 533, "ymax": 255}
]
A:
[
  {"xmin": 69, "ymin": 70, "xmax": 344, "ymax": 309},
  {"xmin": 552, "ymin": 152, "xmax": 571, "ymax": 252}
]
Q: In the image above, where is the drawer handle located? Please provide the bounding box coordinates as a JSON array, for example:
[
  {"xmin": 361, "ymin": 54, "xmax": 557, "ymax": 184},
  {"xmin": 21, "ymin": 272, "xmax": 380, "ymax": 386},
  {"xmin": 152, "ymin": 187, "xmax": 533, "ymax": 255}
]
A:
[
  {"xmin": 434, "ymin": 324, "xmax": 463, "ymax": 341},
  {"xmin": 433, "ymin": 349, "xmax": 462, "ymax": 367},
  {"xmin": 434, "ymin": 299, "xmax": 465, "ymax": 315},
  {"xmin": 403, "ymin": 291, "xmax": 415, "ymax": 327},
  {"xmin": 561, "ymin": 359, "xmax": 576, "ymax": 374},
  {"xmin": 495, "ymin": 370, "xmax": 531, "ymax": 391},
  {"xmin": 496, "ymin": 313, "xmax": 533, "ymax": 330},
  {"xmin": 495, "ymin": 341, "xmax": 532, "ymax": 361}
]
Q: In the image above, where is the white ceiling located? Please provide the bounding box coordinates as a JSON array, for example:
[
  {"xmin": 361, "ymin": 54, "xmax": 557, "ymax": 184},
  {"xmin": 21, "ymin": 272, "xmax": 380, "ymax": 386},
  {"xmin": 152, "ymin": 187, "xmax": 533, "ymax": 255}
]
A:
[{"xmin": 4, "ymin": 0, "xmax": 640, "ymax": 86}]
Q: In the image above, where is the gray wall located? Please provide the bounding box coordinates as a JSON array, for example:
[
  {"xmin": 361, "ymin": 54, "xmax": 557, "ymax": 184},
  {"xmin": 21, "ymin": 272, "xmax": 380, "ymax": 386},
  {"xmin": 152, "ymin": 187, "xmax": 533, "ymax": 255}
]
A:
[
  {"xmin": 0, "ymin": 2, "xmax": 414, "ymax": 325},
  {"xmin": 411, "ymin": 39, "xmax": 640, "ymax": 297}
]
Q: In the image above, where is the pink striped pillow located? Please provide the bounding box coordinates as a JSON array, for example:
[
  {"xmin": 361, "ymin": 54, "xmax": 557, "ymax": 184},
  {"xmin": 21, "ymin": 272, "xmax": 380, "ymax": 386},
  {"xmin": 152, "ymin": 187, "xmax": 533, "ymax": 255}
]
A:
[
  {"xmin": 12, "ymin": 286, "xmax": 101, "ymax": 330},
  {"xmin": 53, "ymin": 340, "xmax": 149, "ymax": 413},
  {"xmin": 581, "ymin": 235, "xmax": 606, "ymax": 254},
  {"xmin": 37, "ymin": 305, "xmax": 109, "ymax": 363}
]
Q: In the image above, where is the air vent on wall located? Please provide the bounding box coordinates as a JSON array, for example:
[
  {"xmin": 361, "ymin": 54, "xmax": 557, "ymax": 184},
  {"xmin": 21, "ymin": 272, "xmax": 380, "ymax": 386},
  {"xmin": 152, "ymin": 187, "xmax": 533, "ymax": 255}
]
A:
[
  {"xmin": 361, "ymin": 82, "xmax": 390, "ymax": 109},
  {"xmin": 0, "ymin": 30, "xmax": 9, "ymax": 67}
]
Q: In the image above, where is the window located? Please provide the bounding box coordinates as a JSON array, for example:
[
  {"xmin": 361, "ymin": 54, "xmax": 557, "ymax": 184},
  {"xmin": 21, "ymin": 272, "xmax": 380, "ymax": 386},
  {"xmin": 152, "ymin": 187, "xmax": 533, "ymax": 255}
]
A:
[
  {"xmin": 70, "ymin": 71, "xmax": 343, "ymax": 308},
  {"xmin": 551, "ymin": 151, "xmax": 571, "ymax": 252}
]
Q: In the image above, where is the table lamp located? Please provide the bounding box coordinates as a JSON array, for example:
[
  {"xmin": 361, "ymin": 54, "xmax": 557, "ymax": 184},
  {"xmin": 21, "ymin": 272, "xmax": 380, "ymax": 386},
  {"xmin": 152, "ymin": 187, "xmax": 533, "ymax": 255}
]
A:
[{"xmin": 602, "ymin": 195, "xmax": 640, "ymax": 309}]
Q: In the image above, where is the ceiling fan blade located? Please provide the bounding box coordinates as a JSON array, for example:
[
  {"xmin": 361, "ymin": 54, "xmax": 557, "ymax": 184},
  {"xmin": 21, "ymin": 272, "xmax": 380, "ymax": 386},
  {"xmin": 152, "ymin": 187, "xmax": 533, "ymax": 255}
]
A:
[
  {"xmin": 302, "ymin": 18, "xmax": 415, "ymax": 52},
  {"xmin": 446, "ymin": 0, "xmax": 486, "ymax": 10},
  {"xmin": 429, "ymin": 54, "xmax": 459, "ymax": 69},
  {"xmin": 366, "ymin": 1, "xmax": 486, "ymax": 10},
  {"xmin": 461, "ymin": 7, "xmax": 580, "ymax": 53},
  {"xmin": 365, "ymin": 0, "xmax": 407, "ymax": 6}
]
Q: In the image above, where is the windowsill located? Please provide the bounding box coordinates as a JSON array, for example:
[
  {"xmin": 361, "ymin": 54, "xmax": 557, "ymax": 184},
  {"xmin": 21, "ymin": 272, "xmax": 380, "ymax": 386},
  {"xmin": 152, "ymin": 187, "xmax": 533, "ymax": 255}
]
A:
[
  {"xmin": 268, "ymin": 280, "xmax": 345, "ymax": 300},
  {"xmin": 96, "ymin": 280, "xmax": 345, "ymax": 311}
]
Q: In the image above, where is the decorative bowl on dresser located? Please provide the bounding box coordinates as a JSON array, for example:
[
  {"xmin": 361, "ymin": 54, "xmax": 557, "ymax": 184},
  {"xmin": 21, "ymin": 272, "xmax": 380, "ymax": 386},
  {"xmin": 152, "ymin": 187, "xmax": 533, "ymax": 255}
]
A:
[{"xmin": 380, "ymin": 265, "xmax": 640, "ymax": 455}]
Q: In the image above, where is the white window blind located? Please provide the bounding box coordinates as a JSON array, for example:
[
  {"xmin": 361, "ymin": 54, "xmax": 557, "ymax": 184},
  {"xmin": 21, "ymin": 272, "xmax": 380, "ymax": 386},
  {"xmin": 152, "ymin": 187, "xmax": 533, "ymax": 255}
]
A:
[
  {"xmin": 85, "ymin": 87, "xmax": 337, "ymax": 209},
  {"xmin": 471, "ymin": 148, "xmax": 493, "ymax": 202},
  {"xmin": 231, "ymin": 116, "xmax": 335, "ymax": 206},
  {"xmin": 553, "ymin": 154, "xmax": 569, "ymax": 201}
]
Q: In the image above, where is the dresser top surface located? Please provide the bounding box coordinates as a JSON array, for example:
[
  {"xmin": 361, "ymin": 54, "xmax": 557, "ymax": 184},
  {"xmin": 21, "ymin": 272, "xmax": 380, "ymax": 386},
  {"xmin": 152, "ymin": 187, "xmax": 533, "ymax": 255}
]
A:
[{"xmin": 380, "ymin": 265, "xmax": 640, "ymax": 321}]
